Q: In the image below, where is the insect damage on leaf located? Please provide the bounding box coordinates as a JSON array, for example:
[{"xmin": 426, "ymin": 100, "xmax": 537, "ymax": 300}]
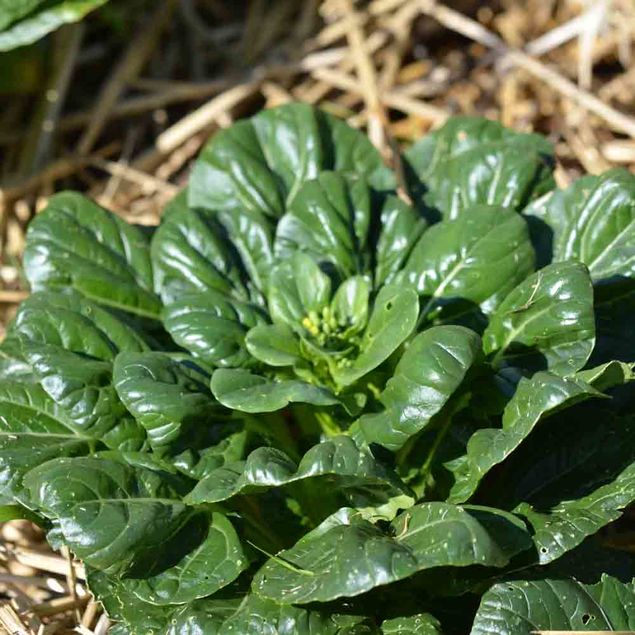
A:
[{"xmin": 3, "ymin": 103, "xmax": 635, "ymax": 634}]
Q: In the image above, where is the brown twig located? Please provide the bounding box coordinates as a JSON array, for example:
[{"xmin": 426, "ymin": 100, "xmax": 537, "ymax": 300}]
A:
[
  {"xmin": 76, "ymin": 1, "xmax": 175, "ymax": 155},
  {"xmin": 416, "ymin": 0, "xmax": 635, "ymax": 138}
]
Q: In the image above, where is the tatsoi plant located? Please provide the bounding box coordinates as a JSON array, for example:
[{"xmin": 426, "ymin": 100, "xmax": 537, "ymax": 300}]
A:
[{"xmin": 2, "ymin": 103, "xmax": 635, "ymax": 634}]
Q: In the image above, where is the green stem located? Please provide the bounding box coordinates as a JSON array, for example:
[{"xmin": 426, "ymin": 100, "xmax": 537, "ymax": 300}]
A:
[{"xmin": 314, "ymin": 411, "xmax": 342, "ymax": 437}]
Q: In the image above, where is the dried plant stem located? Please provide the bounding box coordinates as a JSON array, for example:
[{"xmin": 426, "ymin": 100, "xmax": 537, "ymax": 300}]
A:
[
  {"xmin": 76, "ymin": 1, "xmax": 175, "ymax": 155},
  {"xmin": 416, "ymin": 0, "xmax": 635, "ymax": 138}
]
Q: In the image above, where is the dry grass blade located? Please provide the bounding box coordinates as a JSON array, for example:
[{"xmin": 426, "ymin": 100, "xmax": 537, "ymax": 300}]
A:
[
  {"xmin": 416, "ymin": 0, "xmax": 635, "ymax": 138},
  {"xmin": 76, "ymin": 1, "xmax": 176, "ymax": 155}
]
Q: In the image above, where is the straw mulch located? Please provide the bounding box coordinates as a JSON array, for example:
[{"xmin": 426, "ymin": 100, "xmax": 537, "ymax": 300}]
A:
[{"xmin": 1, "ymin": 0, "xmax": 635, "ymax": 632}]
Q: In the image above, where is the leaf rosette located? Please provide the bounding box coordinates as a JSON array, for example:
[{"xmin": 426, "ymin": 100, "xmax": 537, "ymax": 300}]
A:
[{"xmin": 1, "ymin": 103, "xmax": 635, "ymax": 633}]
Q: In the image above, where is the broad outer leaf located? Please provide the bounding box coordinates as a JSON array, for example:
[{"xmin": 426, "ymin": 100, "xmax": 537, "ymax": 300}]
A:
[
  {"xmin": 88, "ymin": 568, "xmax": 241, "ymax": 635},
  {"xmin": 0, "ymin": 381, "xmax": 93, "ymax": 503},
  {"xmin": 218, "ymin": 594, "xmax": 378, "ymax": 635},
  {"xmin": 509, "ymin": 412, "xmax": 635, "ymax": 564},
  {"xmin": 211, "ymin": 368, "xmax": 340, "ymax": 413},
  {"xmin": 113, "ymin": 352, "xmax": 224, "ymax": 451},
  {"xmin": 524, "ymin": 168, "xmax": 635, "ymax": 282},
  {"xmin": 24, "ymin": 192, "xmax": 160, "ymax": 318},
  {"xmin": 483, "ymin": 261, "xmax": 595, "ymax": 375},
  {"xmin": 471, "ymin": 575, "xmax": 635, "ymax": 635},
  {"xmin": 24, "ymin": 345, "xmax": 145, "ymax": 451},
  {"xmin": 0, "ymin": 0, "xmax": 46, "ymax": 30},
  {"xmin": 406, "ymin": 116, "xmax": 554, "ymax": 219},
  {"xmin": 3, "ymin": 291, "xmax": 148, "ymax": 451},
  {"xmin": 163, "ymin": 291, "xmax": 266, "ymax": 369},
  {"xmin": 186, "ymin": 436, "xmax": 414, "ymax": 518},
  {"xmin": 332, "ymin": 285, "xmax": 419, "ymax": 387},
  {"xmin": 253, "ymin": 503, "xmax": 531, "ymax": 604},
  {"xmin": 448, "ymin": 372, "xmax": 602, "ymax": 503},
  {"xmin": 125, "ymin": 512, "xmax": 247, "ymax": 605},
  {"xmin": 25, "ymin": 457, "xmax": 192, "ymax": 576},
  {"xmin": 360, "ymin": 326, "xmax": 480, "ymax": 451},
  {"xmin": 189, "ymin": 103, "xmax": 391, "ymax": 218},
  {"xmin": 517, "ymin": 462, "xmax": 635, "ymax": 564},
  {"xmin": 151, "ymin": 198, "xmax": 251, "ymax": 305},
  {"xmin": 381, "ymin": 615, "xmax": 442, "ymax": 634},
  {"xmin": 0, "ymin": 0, "xmax": 108, "ymax": 52},
  {"xmin": 6, "ymin": 290, "xmax": 148, "ymax": 360},
  {"xmin": 397, "ymin": 206, "xmax": 534, "ymax": 322}
]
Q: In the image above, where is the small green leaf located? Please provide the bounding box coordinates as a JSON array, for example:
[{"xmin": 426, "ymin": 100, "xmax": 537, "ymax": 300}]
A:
[
  {"xmin": 332, "ymin": 285, "xmax": 419, "ymax": 387},
  {"xmin": 268, "ymin": 253, "xmax": 331, "ymax": 331},
  {"xmin": 246, "ymin": 323, "xmax": 302, "ymax": 367},
  {"xmin": 211, "ymin": 368, "xmax": 339, "ymax": 413}
]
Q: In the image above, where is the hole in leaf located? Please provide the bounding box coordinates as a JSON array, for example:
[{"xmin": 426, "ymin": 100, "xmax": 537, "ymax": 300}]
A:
[
  {"xmin": 582, "ymin": 614, "xmax": 591, "ymax": 625},
  {"xmin": 386, "ymin": 301, "xmax": 393, "ymax": 310},
  {"xmin": 539, "ymin": 547, "xmax": 547, "ymax": 554}
]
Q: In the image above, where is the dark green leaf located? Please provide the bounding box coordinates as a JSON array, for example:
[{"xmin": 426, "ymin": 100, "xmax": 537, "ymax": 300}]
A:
[
  {"xmin": 0, "ymin": 0, "xmax": 108, "ymax": 51},
  {"xmin": 360, "ymin": 326, "xmax": 480, "ymax": 451},
  {"xmin": 471, "ymin": 575, "xmax": 635, "ymax": 634},
  {"xmin": 381, "ymin": 614, "xmax": 442, "ymax": 634},
  {"xmin": 151, "ymin": 198, "xmax": 251, "ymax": 305},
  {"xmin": 406, "ymin": 116, "xmax": 554, "ymax": 219},
  {"xmin": 189, "ymin": 103, "xmax": 392, "ymax": 217},
  {"xmin": 483, "ymin": 261, "xmax": 595, "ymax": 375},
  {"xmin": 0, "ymin": 381, "xmax": 93, "ymax": 502},
  {"xmin": 218, "ymin": 594, "xmax": 378, "ymax": 635},
  {"xmin": 448, "ymin": 372, "xmax": 602, "ymax": 503},
  {"xmin": 25, "ymin": 456, "xmax": 192, "ymax": 576},
  {"xmin": 163, "ymin": 291, "xmax": 266, "ymax": 369},
  {"xmin": 211, "ymin": 368, "xmax": 339, "ymax": 413},
  {"xmin": 275, "ymin": 172, "xmax": 424, "ymax": 286},
  {"xmin": 253, "ymin": 503, "xmax": 531, "ymax": 603},
  {"xmin": 396, "ymin": 206, "xmax": 534, "ymax": 324},
  {"xmin": 24, "ymin": 192, "xmax": 160, "ymax": 318},
  {"xmin": 524, "ymin": 168, "xmax": 635, "ymax": 282},
  {"xmin": 186, "ymin": 436, "xmax": 414, "ymax": 519},
  {"xmin": 113, "ymin": 352, "xmax": 225, "ymax": 452},
  {"xmin": 125, "ymin": 512, "xmax": 247, "ymax": 605}
]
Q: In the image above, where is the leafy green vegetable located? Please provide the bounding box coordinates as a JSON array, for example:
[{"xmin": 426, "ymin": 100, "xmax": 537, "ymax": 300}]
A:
[
  {"xmin": 3, "ymin": 103, "xmax": 635, "ymax": 632},
  {"xmin": 472, "ymin": 575, "xmax": 635, "ymax": 634}
]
